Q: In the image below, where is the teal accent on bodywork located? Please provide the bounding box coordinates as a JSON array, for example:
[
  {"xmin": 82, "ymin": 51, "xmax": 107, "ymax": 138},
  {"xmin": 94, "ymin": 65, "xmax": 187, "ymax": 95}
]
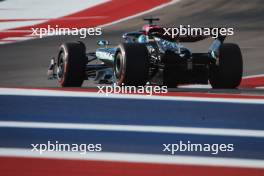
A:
[
  {"xmin": 209, "ymin": 39, "xmax": 222, "ymax": 59},
  {"xmin": 96, "ymin": 47, "xmax": 118, "ymax": 66}
]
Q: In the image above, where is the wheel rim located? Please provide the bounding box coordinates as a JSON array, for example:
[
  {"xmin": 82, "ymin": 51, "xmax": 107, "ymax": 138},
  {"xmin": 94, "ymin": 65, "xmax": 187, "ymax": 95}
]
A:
[
  {"xmin": 57, "ymin": 52, "xmax": 65, "ymax": 81},
  {"xmin": 115, "ymin": 54, "xmax": 122, "ymax": 78},
  {"xmin": 114, "ymin": 52, "xmax": 125, "ymax": 85}
]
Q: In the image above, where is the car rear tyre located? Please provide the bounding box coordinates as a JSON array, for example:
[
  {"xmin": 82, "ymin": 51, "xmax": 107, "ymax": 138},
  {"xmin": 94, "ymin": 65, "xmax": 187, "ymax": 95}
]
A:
[
  {"xmin": 57, "ymin": 42, "xmax": 87, "ymax": 87},
  {"xmin": 162, "ymin": 51, "xmax": 179, "ymax": 88},
  {"xmin": 209, "ymin": 43, "xmax": 243, "ymax": 89},
  {"xmin": 114, "ymin": 43, "xmax": 149, "ymax": 86}
]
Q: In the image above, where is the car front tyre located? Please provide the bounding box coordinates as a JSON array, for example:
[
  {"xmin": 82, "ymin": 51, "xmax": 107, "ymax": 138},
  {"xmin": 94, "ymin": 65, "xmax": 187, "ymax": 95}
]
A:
[
  {"xmin": 57, "ymin": 42, "xmax": 87, "ymax": 87},
  {"xmin": 114, "ymin": 43, "xmax": 149, "ymax": 86}
]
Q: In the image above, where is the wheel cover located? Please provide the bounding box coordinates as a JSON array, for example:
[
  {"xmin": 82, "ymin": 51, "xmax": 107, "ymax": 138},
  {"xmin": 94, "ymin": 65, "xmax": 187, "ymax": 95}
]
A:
[
  {"xmin": 57, "ymin": 52, "xmax": 65, "ymax": 81},
  {"xmin": 114, "ymin": 52, "xmax": 125, "ymax": 85}
]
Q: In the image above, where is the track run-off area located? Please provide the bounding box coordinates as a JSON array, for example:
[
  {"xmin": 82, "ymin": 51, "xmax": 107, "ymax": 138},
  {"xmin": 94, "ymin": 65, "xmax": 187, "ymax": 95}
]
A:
[{"xmin": 0, "ymin": 86, "xmax": 264, "ymax": 175}]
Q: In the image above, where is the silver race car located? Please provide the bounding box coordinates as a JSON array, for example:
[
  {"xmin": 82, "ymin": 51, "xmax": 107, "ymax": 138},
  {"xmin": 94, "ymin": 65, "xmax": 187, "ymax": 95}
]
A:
[{"xmin": 48, "ymin": 18, "xmax": 243, "ymax": 88}]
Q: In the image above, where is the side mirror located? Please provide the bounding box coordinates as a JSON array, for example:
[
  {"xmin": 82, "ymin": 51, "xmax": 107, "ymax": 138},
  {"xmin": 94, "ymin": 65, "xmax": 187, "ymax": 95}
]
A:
[{"xmin": 97, "ymin": 40, "xmax": 110, "ymax": 46}]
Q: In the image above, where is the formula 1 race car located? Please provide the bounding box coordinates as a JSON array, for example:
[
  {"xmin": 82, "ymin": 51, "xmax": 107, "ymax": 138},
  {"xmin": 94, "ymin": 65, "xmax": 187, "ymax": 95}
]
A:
[{"xmin": 48, "ymin": 18, "xmax": 243, "ymax": 88}]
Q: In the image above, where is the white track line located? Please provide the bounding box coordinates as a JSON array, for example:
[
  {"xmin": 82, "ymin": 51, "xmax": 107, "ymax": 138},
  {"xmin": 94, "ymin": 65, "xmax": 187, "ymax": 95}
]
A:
[
  {"xmin": 0, "ymin": 121, "xmax": 264, "ymax": 138},
  {"xmin": 0, "ymin": 88, "xmax": 264, "ymax": 104},
  {"xmin": 0, "ymin": 0, "xmax": 108, "ymax": 31},
  {"xmin": 178, "ymin": 84, "xmax": 211, "ymax": 89},
  {"xmin": 174, "ymin": 74, "xmax": 264, "ymax": 89},
  {"xmin": 0, "ymin": 0, "xmax": 180, "ymax": 44},
  {"xmin": 0, "ymin": 41, "xmax": 13, "ymax": 44},
  {"xmin": 2, "ymin": 36, "xmax": 37, "ymax": 41},
  {"xmin": 0, "ymin": 148, "xmax": 263, "ymax": 169},
  {"xmin": 243, "ymin": 74, "xmax": 264, "ymax": 79}
]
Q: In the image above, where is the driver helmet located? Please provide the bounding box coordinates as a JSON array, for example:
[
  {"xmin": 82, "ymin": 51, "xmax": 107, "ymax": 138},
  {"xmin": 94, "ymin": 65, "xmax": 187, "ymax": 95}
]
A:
[{"xmin": 138, "ymin": 34, "xmax": 147, "ymax": 43}]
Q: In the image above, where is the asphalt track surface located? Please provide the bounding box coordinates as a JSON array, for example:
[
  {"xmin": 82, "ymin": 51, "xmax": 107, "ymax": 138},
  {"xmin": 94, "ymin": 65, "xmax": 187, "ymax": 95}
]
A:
[{"xmin": 0, "ymin": 0, "xmax": 263, "ymax": 89}]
